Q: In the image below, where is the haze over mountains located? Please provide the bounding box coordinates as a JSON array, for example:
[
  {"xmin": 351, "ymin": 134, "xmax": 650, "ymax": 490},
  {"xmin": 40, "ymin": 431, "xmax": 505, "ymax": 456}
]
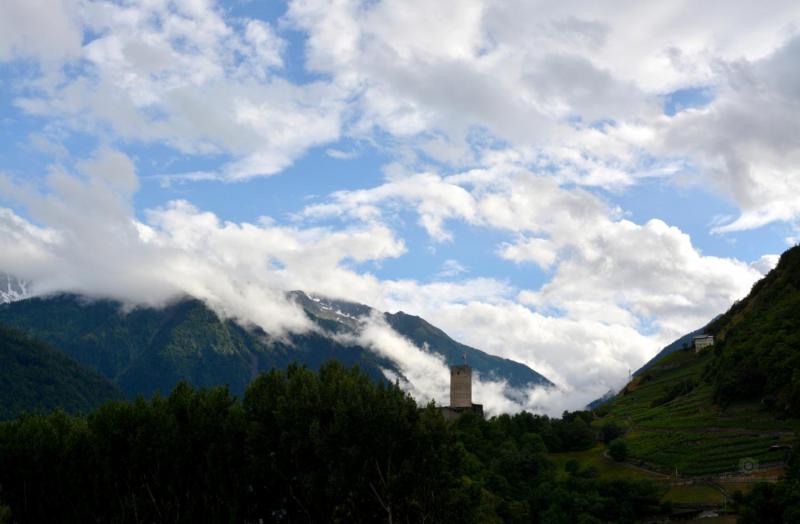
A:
[{"xmin": 0, "ymin": 286, "xmax": 553, "ymax": 418}]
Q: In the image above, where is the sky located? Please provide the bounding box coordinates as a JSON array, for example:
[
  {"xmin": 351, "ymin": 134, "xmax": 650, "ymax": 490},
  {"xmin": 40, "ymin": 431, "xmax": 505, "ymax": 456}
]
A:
[{"xmin": 1, "ymin": 0, "xmax": 799, "ymax": 414}]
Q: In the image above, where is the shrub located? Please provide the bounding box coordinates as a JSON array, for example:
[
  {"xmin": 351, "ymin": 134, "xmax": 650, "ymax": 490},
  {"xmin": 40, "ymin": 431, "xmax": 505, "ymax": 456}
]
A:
[
  {"xmin": 600, "ymin": 421, "xmax": 624, "ymax": 444},
  {"xmin": 609, "ymin": 438, "xmax": 628, "ymax": 462}
]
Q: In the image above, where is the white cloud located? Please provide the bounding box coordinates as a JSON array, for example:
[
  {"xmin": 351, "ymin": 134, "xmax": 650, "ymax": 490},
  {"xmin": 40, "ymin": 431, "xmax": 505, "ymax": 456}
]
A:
[
  {"xmin": 363, "ymin": 298, "xmax": 657, "ymax": 414},
  {"xmin": 341, "ymin": 312, "xmax": 558, "ymax": 416},
  {"xmin": 0, "ymin": 148, "xmax": 406, "ymax": 336},
  {"xmin": 527, "ymin": 218, "xmax": 761, "ymax": 336},
  {"xmin": 0, "ymin": 0, "xmax": 82, "ymax": 63},
  {"xmin": 303, "ymin": 171, "xmax": 478, "ymax": 241},
  {"xmin": 326, "ymin": 148, "xmax": 358, "ymax": 160},
  {"xmin": 4, "ymin": 0, "xmax": 800, "ymax": 233},
  {"xmin": 662, "ymin": 35, "xmax": 800, "ymax": 232},
  {"xmin": 291, "ymin": 0, "xmax": 800, "ymax": 235},
  {"xmin": 750, "ymin": 254, "xmax": 780, "ymax": 275},
  {"xmin": 0, "ymin": 145, "xmax": 771, "ymax": 413},
  {"xmin": 0, "ymin": 150, "xmax": 554, "ymax": 413},
  {"xmin": 76, "ymin": 146, "xmax": 139, "ymax": 194},
  {"xmin": 499, "ymin": 237, "xmax": 558, "ymax": 269},
  {"xmin": 287, "ymin": 0, "xmax": 800, "ymax": 189},
  {"xmin": 301, "ymin": 161, "xmax": 764, "ymax": 396},
  {"xmin": 436, "ymin": 259, "xmax": 468, "ymax": 279},
  {"xmin": 11, "ymin": 0, "xmax": 344, "ymax": 179}
]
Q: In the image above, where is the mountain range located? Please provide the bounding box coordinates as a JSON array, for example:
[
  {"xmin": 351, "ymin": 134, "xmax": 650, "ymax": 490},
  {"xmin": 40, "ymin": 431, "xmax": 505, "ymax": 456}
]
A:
[{"xmin": 0, "ymin": 289, "xmax": 552, "ymax": 417}]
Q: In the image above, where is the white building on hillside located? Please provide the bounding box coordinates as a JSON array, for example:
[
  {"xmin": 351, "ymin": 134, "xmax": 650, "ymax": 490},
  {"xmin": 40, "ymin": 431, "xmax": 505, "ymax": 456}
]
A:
[{"xmin": 693, "ymin": 334, "xmax": 714, "ymax": 353}]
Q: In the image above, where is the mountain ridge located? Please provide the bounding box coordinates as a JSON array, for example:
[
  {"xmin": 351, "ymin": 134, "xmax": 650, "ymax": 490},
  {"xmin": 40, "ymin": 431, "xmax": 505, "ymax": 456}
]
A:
[
  {"xmin": 293, "ymin": 290, "xmax": 554, "ymax": 389},
  {"xmin": 0, "ymin": 290, "xmax": 553, "ymax": 404}
]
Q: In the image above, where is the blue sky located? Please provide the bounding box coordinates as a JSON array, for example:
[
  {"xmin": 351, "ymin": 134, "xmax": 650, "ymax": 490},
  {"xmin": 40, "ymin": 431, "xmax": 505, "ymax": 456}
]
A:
[{"xmin": 1, "ymin": 0, "xmax": 799, "ymax": 412}]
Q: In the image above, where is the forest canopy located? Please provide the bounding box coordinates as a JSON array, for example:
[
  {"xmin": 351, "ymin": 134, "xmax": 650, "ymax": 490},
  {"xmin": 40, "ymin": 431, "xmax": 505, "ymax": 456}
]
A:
[{"xmin": 0, "ymin": 362, "xmax": 665, "ymax": 524}]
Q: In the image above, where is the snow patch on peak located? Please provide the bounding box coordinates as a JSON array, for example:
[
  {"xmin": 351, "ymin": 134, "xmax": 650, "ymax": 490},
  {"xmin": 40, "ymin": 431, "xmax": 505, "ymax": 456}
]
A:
[{"xmin": 0, "ymin": 273, "xmax": 31, "ymax": 304}]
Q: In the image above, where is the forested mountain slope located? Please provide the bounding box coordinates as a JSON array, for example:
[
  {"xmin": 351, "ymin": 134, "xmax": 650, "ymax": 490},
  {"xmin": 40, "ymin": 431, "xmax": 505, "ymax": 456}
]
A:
[
  {"xmin": 0, "ymin": 323, "xmax": 122, "ymax": 419},
  {"xmin": 0, "ymin": 291, "xmax": 552, "ymax": 400},
  {"xmin": 0, "ymin": 295, "xmax": 389, "ymax": 397}
]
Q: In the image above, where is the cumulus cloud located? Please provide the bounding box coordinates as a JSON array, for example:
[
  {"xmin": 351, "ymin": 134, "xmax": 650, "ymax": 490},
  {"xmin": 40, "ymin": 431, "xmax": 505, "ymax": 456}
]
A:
[
  {"xmin": 286, "ymin": 0, "xmax": 800, "ymax": 193},
  {"xmin": 4, "ymin": 0, "xmax": 800, "ymax": 231},
  {"xmin": 662, "ymin": 35, "xmax": 800, "ymax": 232},
  {"xmin": 0, "ymin": 143, "xmax": 773, "ymax": 413},
  {"xmin": 526, "ymin": 219, "xmax": 761, "ymax": 336},
  {"xmin": 499, "ymin": 237, "xmax": 558, "ymax": 269},
  {"xmin": 11, "ymin": 0, "xmax": 344, "ymax": 179},
  {"xmin": 301, "ymin": 161, "xmax": 766, "ymax": 398},
  {"xmin": 750, "ymin": 254, "xmax": 780, "ymax": 275},
  {"xmin": 0, "ymin": 0, "xmax": 82, "ymax": 63}
]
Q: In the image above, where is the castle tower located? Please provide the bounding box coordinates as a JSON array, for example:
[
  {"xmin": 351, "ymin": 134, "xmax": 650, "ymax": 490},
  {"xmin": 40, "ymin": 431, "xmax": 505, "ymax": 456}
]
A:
[{"xmin": 450, "ymin": 365, "xmax": 472, "ymax": 408}]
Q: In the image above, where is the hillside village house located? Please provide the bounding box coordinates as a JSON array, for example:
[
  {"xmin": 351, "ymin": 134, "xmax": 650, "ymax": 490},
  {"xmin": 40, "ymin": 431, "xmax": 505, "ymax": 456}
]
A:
[{"xmin": 693, "ymin": 334, "xmax": 714, "ymax": 353}]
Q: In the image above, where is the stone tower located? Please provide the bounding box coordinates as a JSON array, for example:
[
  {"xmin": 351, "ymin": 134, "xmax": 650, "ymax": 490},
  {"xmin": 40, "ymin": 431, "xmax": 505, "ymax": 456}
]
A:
[{"xmin": 450, "ymin": 365, "xmax": 472, "ymax": 408}]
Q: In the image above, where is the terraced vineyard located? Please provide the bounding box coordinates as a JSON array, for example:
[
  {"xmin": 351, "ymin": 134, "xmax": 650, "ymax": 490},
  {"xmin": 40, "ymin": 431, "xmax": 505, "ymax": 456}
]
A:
[
  {"xmin": 597, "ymin": 348, "xmax": 797, "ymax": 477},
  {"xmin": 626, "ymin": 431, "xmax": 786, "ymax": 476}
]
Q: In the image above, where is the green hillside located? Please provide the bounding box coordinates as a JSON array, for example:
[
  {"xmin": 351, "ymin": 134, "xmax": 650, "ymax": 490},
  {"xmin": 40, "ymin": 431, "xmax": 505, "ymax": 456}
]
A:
[
  {"xmin": 580, "ymin": 246, "xmax": 800, "ymax": 522},
  {"xmin": 706, "ymin": 245, "xmax": 800, "ymax": 414},
  {"xmin": 633, "ymin": 323, "xmax": 710, "ymax": 377},
  {"xmin": 599, "ymin": 348, "xmax": 795, "ymax": 477},
  {"xmin": 595, "ymin": 246, "xmax": 800, "ymax": 479},
  {"xmin": 0, "ymin": 323, "xmax": 122, "ymax": 419}
]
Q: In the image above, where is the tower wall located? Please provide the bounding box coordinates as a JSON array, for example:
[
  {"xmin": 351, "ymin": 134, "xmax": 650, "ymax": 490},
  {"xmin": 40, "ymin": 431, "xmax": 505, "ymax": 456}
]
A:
[{"xmin": 450, "ymin": 365, "xmax": 472, "ymax": 408}]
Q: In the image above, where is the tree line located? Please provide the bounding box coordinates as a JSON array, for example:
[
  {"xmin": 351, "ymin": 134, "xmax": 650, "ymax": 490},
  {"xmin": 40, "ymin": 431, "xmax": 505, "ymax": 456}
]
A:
[{"xmin": 0, "ymin": 362, "xmax": 665, "ymax": 523}]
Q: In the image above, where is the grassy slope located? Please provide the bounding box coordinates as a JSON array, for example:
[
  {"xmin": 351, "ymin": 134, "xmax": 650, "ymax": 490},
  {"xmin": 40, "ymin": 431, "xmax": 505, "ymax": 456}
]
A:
[
  {"xmin": 572, "ymin": 347, "xmax": 796, "ymax": 511},
  {"xmin": 662, "ymin": 484, "xmax": 724, "ymax": 505},
  {"xmin": 550, "ymin": 443, "xmax": 666, "ymax": 482},
  {"xmin": 599, "ymin": 348, "xmax": 796, "ymax": 477}
]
